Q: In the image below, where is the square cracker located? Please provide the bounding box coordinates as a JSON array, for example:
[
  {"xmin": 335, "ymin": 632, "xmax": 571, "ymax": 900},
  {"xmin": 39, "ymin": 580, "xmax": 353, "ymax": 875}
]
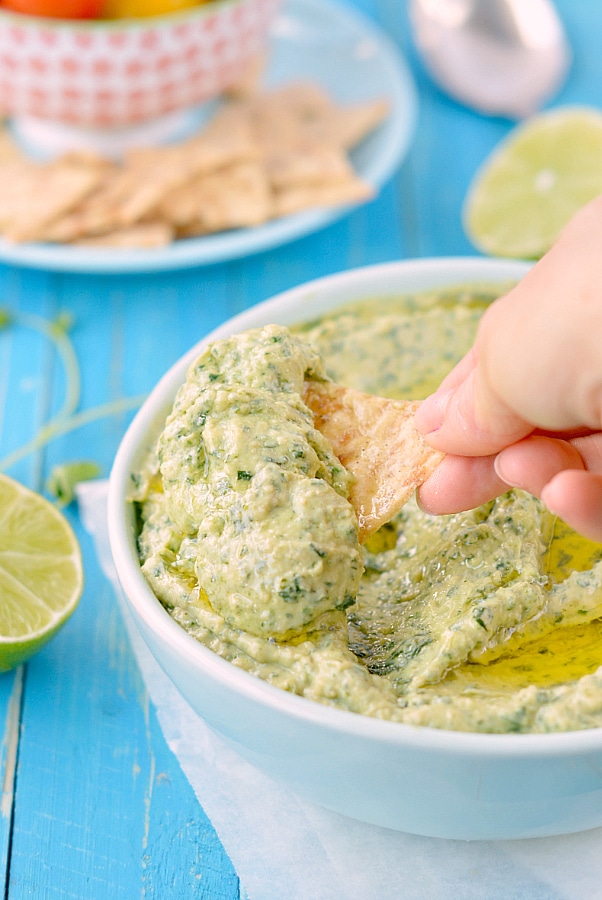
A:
[
  {"xmin": 303, "ymin": 381, "xmax": 444, "ymax": 541},
  {"xmin": 265, "ymin": 142, "xmax": 355, "ymax": 191},
  {"xmin": 305, "ymin": 98, "xmax": 391, "ymax": 149},
  {"xmin": 223, "ymin": 52, "xmax": 266, "ymax": 100},
  {"xmin": 1, "ymin": 156, "xmax": 107, "ymax": 243},
  {"xmin": 168, "ymin": 161, "xmax": 272, "ymax": 233},
  {"xmin": 273, "ymin": 176, "xmax": 373, "ymax": 218},
  {"xmin": 73, "ymin": 221, "xmax": 173, "ymax": 249},
  {"xmin": 0, "ymin": 124, "xmax": 24, "ymax": 167}
]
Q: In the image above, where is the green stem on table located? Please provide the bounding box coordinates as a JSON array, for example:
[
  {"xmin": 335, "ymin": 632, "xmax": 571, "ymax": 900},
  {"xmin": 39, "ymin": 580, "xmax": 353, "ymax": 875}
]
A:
[
  {"xmin": 0, "ymin": 307, "xmax": 146, "ymax": 479},
  {"xmin": 1, "ymin": 308, "xmax": 82, "ymax": 422},
  {"xmin": 0, "ymin": 395, "xmax": 147, "ymax": 473}
]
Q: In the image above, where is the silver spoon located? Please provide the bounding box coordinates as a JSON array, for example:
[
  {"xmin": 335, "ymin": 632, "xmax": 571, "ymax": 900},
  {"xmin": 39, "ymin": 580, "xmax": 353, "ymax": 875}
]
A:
[{"xmin": 409, "ymin": 0, "xmax": 571, "ymax": 118}]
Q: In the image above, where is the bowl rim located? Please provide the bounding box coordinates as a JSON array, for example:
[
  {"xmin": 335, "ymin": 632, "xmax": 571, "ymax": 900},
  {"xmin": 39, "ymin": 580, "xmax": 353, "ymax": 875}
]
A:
[
  {"xmin": 108, "ymin": 255, "xmax": 602, "ymax": 759},
  {"xmin": 0, "ymin": 0, "xmax": 260, "ymax": 31}
]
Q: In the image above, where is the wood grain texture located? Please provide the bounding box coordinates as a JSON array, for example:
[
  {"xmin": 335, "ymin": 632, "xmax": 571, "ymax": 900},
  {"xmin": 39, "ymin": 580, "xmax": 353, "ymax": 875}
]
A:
[{"xmin": 0, "ymin": 269, "xmax": 240, "ymax": 898}]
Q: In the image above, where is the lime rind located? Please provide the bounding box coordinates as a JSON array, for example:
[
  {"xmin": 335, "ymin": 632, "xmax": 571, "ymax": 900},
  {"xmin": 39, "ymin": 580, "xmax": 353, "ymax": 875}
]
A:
[{"xmin": 0, "ymin": 626, "xmax": 74, "ymax": 672}]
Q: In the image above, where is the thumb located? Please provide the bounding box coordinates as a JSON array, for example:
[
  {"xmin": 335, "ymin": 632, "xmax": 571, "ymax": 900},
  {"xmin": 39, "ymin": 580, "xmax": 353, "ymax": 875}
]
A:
[{"xmin": 416, "ymin": 196, "xmax": 602, "ymax": 459}]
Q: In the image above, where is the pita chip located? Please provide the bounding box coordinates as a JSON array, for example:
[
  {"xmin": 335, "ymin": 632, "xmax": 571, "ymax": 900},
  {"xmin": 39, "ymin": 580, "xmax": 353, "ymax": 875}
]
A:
[
  {"xmin": 223, "ymin": 52, "xmax": 266, "ymax": 99},
  {"xmin": 92, "ymin": 145, "xmax": 195, "ymax": 226},
  {"xmin": 240, "ymin": 82, "xmax": 336, "ymax": 156},
  {"xmin": 171, "ymin": 161, "xmax": 272, "ymax": 233},
  {"xmin": 0, "ymin": 124, "xmax": 24, "ymax": 167},
  {"xmin": 306, "ymin": 98, "xmax": 390, "ymax": 149},
  {"xmin": 2, "ymin": 156, "xmax": 107, "ymax": 243},
  {"xmin": 303, "ymin": 381, "xmax": 444, "ymax": 541},
  {"xmin": 178, "ymin": 107, "xmax": 260, "ymax": 173},
  {"xmin": 265, "ymin": 142, "xmax": 355, "ymax": 190},
  {"xmin": 273, "ymin": 175, "xmax": 373, "ymax": 218},
  {"xmin": 73, "ymin": 221, "xmax": 173, "ymax": 249}
]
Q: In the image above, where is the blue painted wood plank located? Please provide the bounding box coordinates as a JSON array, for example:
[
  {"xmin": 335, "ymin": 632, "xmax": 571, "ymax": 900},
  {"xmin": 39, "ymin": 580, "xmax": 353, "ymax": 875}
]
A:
[
  {"xmin": 0, "ymin": 267, "xmax": 56, "ymax": 490},
  {"xmin": 0, "ymin": 265, "xmax": 55, "ymax": 896},
  {"xmin": 9, "ymin": 543, "xmax": 239, "ymax": 899},
  {"xmin": 0, "ymin": 668, "xmax": 22, "ymax": 898},
  {"xmin": 0, "ymin": 272, "xmax": 240, "ymax": 898}
]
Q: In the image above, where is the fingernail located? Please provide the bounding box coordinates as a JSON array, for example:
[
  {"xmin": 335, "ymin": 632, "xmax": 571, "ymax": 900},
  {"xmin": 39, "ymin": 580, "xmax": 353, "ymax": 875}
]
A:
[
  {"xmin": 540, "ymin": 483, "xmax": 560, "ymax": 515},
  {"xmin": 414, "ymin": 391, "xmax": 451, "ymax": 435},
  {"xmin": 493, "ymin": 455, "xmax": 522, "ymax": 488},
  {"xmin": 415, "ymin": 487, "xmax": 437, "ymax": 515}
]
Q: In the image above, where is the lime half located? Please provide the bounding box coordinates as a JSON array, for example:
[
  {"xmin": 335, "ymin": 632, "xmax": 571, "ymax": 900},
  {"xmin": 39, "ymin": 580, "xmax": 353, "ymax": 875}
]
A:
[
  {"xmin": 0, "ymin": 473, "xmax": 83, "ymax": 671},
  {"xmin": 464, "ymin": 107, "xmax": 602, "ymax": 259}
]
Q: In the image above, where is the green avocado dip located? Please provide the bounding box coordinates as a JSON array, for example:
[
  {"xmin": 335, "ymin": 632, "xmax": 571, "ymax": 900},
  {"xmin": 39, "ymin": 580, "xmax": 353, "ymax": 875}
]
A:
[{"xmin": 131, "ymin": 284, "xmax": 602, "ymax": 734}]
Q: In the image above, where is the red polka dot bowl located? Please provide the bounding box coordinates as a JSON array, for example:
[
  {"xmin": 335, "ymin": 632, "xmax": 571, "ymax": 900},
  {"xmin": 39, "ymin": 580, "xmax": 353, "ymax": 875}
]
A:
[{"xmin": 0, "ymin": 0, "xmax": 280, "ymax": 129}]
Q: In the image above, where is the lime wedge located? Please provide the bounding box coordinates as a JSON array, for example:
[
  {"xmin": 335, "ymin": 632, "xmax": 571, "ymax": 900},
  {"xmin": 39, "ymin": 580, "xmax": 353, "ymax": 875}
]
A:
[
  {"xmin": 463, "ymin": 107, "xmax": 602, "ymax": 259},
  {"xmin": 0, "ymin": 473, "xmax": 83, "ymax": 671}
]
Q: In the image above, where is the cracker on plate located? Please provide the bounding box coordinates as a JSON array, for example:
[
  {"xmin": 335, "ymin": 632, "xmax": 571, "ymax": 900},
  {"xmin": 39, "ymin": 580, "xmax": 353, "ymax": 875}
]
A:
[
  {"xmin": 303, "ymin": 381, "xmax": 444, "ymax": 542},
  {"xmin": 0, "ymin": 123, "xmax": 24, "ymax": 166},
  {"xmin": 305, "ymin": 98, "xmax": 391, "ymax": 149},
  {"xmin": 273, "ymin": 176, "xmax": 373, "ymax": 218},
  {"xmin": 73, "ymin": 221, "xmax": 174, "ymax": 249},
  {"xmin": 2, "ymin": 79, "xmax": 390, "ymax": 248},
  {"xmin": 223, "ymin": 52, "xmax": 267, "ymax": 100},
  {"xmin": 1, "ymin": 155, "xmax": 108, "ymax": 243},
  {"xmin": 265, "ymin": 141, "xmax": 355, "ymax": 190},
  {"xmin": 160, "ymin": 161, "xmax": 271, "ymax": 232}
]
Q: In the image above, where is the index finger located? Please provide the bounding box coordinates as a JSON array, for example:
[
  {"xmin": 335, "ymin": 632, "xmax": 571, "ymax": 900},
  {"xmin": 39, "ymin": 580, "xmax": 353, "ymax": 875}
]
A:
[{"xmin": 414, "ymin": 329, "xmax": 533, "ymax": 456}]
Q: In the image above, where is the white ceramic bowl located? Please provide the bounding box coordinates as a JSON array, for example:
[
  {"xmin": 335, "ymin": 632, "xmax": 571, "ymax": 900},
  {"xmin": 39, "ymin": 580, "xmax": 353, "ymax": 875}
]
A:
[
  {"xmin": 108, "ymin": 257, "xmax": 602, "ymax": 841},
  {"xmin": 0, "ymin": 0, "xmax": 279, "ymax": 128}
]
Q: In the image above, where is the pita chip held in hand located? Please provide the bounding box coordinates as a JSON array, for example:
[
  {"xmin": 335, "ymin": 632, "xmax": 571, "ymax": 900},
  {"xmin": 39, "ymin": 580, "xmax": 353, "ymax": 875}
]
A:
[{"xmin": 304, "ymin": 382, "xmax": 444, "ymax": 542}]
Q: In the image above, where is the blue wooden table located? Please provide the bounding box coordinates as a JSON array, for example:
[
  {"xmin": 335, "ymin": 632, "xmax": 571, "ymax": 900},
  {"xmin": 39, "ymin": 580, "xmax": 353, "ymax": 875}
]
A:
[{"xmin": 0, "ymin": 1, "xmax": 597, "ymax": 896}]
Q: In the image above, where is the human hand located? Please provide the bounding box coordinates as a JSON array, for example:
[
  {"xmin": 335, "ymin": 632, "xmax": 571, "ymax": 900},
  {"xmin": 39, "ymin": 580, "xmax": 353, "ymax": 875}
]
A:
[{"xmin": 414, "ymin": 196, "xmax": 602, "ymax": 541}]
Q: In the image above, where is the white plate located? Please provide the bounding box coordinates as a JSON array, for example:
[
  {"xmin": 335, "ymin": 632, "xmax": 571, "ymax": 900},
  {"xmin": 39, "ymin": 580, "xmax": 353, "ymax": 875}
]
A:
[{"xmin": 0, "ymin": 0, "xmax": 417, "ymax": 274}]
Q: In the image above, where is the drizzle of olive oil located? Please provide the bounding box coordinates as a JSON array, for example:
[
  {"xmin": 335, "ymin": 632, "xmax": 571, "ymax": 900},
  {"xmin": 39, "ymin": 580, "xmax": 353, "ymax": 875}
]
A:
[
  {"xmin": 363, "ymin": 521, "xmax": 398, "ymax": 554},
  {"xmin": 444, "ymin": 621, "xmax": 602, "ymax": 695},
  {"xmin": 542, "ymin": 514, "xmax": 602, "ymax": 582},
  {"xmin": 444, "ymin": 516, "xmax": 602, "ymax": 693}
]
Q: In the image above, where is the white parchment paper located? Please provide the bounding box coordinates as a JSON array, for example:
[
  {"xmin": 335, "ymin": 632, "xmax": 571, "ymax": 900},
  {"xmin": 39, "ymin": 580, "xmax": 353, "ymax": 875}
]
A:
[{"xmin": 79, "ymin": 480, "xmax": 602, "ymax": 900}]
